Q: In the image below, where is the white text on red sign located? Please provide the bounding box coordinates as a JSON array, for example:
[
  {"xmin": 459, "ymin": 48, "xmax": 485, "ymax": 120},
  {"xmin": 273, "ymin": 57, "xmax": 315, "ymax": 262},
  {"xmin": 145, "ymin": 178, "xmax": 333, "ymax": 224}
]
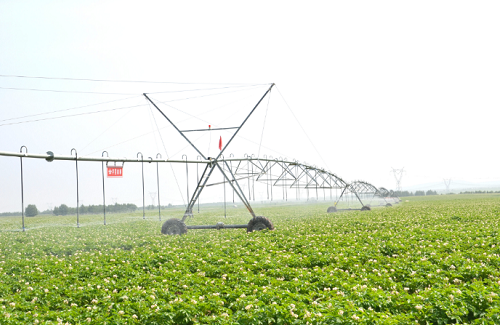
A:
[{"xmin": 107, "ymin": 166, "xmax": 123, "ymax": 178}]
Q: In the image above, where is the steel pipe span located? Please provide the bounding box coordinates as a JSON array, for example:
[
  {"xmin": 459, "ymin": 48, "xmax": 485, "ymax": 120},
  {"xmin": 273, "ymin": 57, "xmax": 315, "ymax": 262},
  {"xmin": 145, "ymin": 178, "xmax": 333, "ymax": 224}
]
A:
[{"xmin": 0, "ymin": 150, "xmax": 348, "ymax": 189}]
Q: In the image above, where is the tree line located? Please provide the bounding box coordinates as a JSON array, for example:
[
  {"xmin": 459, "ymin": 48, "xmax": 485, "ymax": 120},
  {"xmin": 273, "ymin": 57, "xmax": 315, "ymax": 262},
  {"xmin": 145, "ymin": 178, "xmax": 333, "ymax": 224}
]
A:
[
  {"xmin": 53, "ymin": 203, "xmax": 138, "ymax": 216},
  {"xmin": 459, "ymin": 190, "xmax": 500, "ymax": 194},
  {"xmin": 393, "ymin": 190, "xmax": 438, "ymax": 197},
  {"xmin": 1, "ymin": 202, "xmax": 177, "ymax": 218}
]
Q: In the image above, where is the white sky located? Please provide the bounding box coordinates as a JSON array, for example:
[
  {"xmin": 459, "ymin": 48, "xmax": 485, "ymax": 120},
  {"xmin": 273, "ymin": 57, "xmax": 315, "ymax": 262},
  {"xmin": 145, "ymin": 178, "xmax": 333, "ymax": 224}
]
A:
[{"xmin": 1, "ymin": 1, "xmax": 500, "ymax": 212}]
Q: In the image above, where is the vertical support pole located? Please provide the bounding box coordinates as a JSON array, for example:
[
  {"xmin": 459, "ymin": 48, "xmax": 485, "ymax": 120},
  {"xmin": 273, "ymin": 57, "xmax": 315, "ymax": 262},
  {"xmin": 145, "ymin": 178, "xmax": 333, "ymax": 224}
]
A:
[
  {"xmin": 196, "ymin": 155, "xmax": 201, "ymax": 213},
  {"xmin": 269, "ymin": 156, "xmax": 273, "ymax": 201},
  {"xmin": 102, "ymin": 151, "xmax": 108, "ymax": 225},
  {"xmin": 330, "ymin": 173, "xmax": 332, "ymax": 201},
  {"xmin": 156, "ymin": 153, "xmax": 162, "ymax": 221},
  {"xmin": 316, "ymin": 169, "xmax": 318, "ymax": 201},
  {"xmin": 293, "ymin": 159, "xmax": 299, "ymax": 201},
  {"xmin": 263, "ymin": 155, "xmax": 269, "ymax": 200},
  {"xmin": 137, "ymin": 152, "xmax": 145, "ymax": 220},
  {"xmin": 71, "ymin": 148, "xmax": 80, "ymax": 228},
  {"xmin": 280, "ymin": 157, "xmax": 284, "ymax": 201},
  {"xmin": 245, "ymin": 154, "xmax": 251, "ymax": 201},
  {"xmin": 230, "ymin": 153, "xmax": 235, "ymax": 203},
  {"xmin": 283, "ymin": 158, "xmax": 288, "ymax": 201},
  {"xmin": 251, "ymin": 154, "xmax": 256, "ymax": 201},
  {"xmin": 182, "ymin": 154, "xmax": 189, "ymax": 212},
  {"xmin": 20, "ymin": 146, "xmax": 27, "ymax": 232},
  {"xmin": 222, "ymin": 155, "xmax": 226, "ymax": 218}
]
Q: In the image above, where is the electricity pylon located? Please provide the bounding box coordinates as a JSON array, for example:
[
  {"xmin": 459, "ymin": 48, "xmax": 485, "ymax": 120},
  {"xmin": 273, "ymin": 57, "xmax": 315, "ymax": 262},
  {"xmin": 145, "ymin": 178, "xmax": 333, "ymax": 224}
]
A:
[
  {"xmin": 391, "ymin": 167, "xmax": 405, "ymax": 191},
  {"xmin": 443, "ymin": 179, "xmax": 452, "ymax": 193},
  {"xmin": 149, "ymin": 192, "xmax": 157, "ymax": 207}
]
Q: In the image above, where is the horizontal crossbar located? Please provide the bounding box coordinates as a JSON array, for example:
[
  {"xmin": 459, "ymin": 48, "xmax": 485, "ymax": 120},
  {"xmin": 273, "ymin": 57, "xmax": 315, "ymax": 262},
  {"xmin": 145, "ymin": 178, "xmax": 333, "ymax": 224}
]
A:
[{"xmin": 180, "ymin": 127, "xmax": 239, "ymax": 133}]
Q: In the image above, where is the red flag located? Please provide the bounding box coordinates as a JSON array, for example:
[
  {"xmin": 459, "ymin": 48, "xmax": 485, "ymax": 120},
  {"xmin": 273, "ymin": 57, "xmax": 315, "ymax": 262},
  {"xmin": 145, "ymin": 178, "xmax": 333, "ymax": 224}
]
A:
[{"xmin": 219, "ymin": 136, "xmax": 222, "ymax": 150}]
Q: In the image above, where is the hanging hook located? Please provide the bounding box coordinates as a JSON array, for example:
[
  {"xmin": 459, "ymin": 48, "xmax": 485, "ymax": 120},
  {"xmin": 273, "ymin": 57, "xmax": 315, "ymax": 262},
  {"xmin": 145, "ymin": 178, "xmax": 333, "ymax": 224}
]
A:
[
  {"xmin": 20, "ymin": 145, "xmax": 28, "ymax": 155},
  {"xmin": 102, "ymin": 151, "xmax": 109, "ymax": 166},
  {"xmin": 156, "ymin": 153, "xmax": 162, "ymax": 159}
]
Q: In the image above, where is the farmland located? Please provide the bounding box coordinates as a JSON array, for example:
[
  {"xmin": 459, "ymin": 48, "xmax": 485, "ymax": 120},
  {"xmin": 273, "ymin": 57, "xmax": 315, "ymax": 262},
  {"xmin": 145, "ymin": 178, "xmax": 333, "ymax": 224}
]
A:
[{"xmin": 1, "ymin": 195, "xmax": 500, "ymax": 324}]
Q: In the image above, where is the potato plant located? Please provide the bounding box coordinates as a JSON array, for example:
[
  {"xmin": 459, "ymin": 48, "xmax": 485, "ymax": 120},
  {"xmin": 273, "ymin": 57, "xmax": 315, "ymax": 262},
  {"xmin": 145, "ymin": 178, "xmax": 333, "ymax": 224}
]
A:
[{"xmin": 1, "ymin": 195, "xmax": 499, "ymax": 324}]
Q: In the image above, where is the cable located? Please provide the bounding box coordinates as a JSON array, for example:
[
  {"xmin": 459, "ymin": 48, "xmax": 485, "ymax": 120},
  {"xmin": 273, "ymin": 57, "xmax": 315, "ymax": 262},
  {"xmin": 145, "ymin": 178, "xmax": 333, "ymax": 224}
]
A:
[
  {"xmin": 258, "ymin": 88, "xmax": 272, "ymax": 158},
  {"xmin": 146, "ymin": 85, "xmax": 267, "ymax": 127},
  {"xmin": 0, "ymin": 104, "xmax": 147, "ymax": 127},
  {"xmin": 147, "ymin": 103, "xmax": 160, "ymax": 153},
  {"xmin": 275, "ymin": 86, "xmax": 330, "ymax": 170},
  {"xmin": 146, "ymin": 83, "xmax": 268, "ymax": 94},
  {"xmin": 79, "ymin": 99, "xmax": 143, "ymax": 155},
  {"xmin": 0, "ymin": 86, "xmax": 138, "ymax": 95},
  {"xmin": 153, "ymin": 84, "xmax": 267, "ymax": 105},
  {"xmin": 0, "ymin": 74, "xmax": 267, "ymax": 86},
  {"xmin": 149, "ymin": 103, "xmax": 186, "ymax": 206},
  {"xmin": 0, "ymin": 96, "xmax": 139, "ymax": 123}
]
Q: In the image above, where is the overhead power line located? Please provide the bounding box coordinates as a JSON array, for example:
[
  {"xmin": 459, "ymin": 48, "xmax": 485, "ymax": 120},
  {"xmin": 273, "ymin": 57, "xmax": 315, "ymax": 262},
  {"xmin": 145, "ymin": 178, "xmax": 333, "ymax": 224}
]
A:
[
  {"xmin": 0, "ymin": 74, "xmax": 266, "ymax": 86},
  {"xmin": 0, "ymin": 104, "xmax": 146, "ymax": 127},
  {"xmin": 0, "ymin": 86, "xmax": 137, "ymax": 95},
  {"xmin": 0, "ymin": 83, "xmax": 268, "ymax": 96},
  {"xmin": 0, "ymin": 96, "xmax": 139, "ymax": 123}
]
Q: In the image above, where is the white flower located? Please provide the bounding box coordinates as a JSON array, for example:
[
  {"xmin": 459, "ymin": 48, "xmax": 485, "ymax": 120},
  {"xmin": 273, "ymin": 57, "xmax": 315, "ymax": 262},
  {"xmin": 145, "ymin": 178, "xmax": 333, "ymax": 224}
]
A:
[
  {"xmin": 415, "ymin": 305, "xmax": 423, "ymax": 310},
  {"xmin": 118, "ymin": 310, "xmax": 124, "ymax": 315},
  {"xmin": 245, "ymin": 304, "xmax": 252, "ymax": 310}
]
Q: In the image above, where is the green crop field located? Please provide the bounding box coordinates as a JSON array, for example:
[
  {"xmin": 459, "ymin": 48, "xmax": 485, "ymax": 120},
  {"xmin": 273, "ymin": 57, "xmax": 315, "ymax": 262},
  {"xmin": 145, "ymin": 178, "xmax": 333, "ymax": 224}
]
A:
[{"xmin": 1, "ymin": 195, "xmax": 500, "ymax": 324}]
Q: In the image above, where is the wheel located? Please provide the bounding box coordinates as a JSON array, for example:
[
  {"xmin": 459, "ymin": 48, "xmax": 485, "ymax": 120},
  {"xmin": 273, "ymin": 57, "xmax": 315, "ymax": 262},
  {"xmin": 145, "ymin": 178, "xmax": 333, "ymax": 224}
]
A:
[
  {"xmin": 385, "ymin": 203, "xmax": 392, "ymax": 207},
  {"xmin": 361, "ymin": 206, "xmax": 371, "ymax": 211},
  {"xmin": 247, "ymin": 216, "xmax": 274, "ymax": 233},
  {"xmin": 327, "ymin": 206, "xmax": 337, "ymax": 213},
  {"xmin": 161, "ymin": 218, "xmax": 188, "ymax": 235}
]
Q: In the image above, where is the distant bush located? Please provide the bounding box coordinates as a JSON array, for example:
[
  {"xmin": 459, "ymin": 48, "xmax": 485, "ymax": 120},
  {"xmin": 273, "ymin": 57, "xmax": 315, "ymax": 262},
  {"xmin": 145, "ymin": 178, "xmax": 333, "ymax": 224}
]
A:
[{"xmin": 25, "ymin": 204, "xmax": 38, "ymax": 217}]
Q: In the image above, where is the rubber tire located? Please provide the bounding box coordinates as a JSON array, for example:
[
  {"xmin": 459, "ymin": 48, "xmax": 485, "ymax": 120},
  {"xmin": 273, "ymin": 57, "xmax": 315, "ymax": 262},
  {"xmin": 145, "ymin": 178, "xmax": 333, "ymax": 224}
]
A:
[
  {"xmin": 247, "ymin": 216, "xmax": 274, "ymax": 233},
  {"xmin": 385, "ymin": 203, "xmax": 392, "ymax": 207},
  {"xmin": 161, "ymin": 218, "xmax": 188, "ymax": 235},
  {"xmin": 361, "ymin": 206, "xmax": 371, "ymax": 211},
  {"xmin": 327, "ymin": 206, "xmax": 337, "ymax": 213}
]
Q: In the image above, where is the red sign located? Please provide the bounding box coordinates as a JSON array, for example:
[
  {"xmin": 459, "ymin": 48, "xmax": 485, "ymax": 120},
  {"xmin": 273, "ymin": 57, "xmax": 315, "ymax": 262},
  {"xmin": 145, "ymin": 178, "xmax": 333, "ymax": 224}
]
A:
[{"xmin": 107, "ymin": 166, "xmax": 123, "ymax": 178}]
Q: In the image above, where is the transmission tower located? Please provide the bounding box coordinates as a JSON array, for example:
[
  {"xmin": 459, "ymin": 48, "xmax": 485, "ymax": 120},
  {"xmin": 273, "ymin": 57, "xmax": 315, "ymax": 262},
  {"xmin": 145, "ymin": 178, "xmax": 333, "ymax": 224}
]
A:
[
  {"xmin": 149, "ymin": 192, "xmax": 157, "ymax": 208},
  {"xmin": 391, "ymin": 167, "xmax": 405, "ymax": 191},
  {"xmin": 443, "ymin": 179, "xmax": 452, "ymax": 193}
]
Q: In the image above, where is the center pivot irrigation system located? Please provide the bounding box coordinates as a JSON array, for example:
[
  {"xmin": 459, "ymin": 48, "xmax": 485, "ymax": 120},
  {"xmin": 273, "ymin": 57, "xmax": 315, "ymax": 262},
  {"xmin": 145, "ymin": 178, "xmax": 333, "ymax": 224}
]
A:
[{"xmin": 1, "ymin": 83, "xmax": 399, "ymax": 234}]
